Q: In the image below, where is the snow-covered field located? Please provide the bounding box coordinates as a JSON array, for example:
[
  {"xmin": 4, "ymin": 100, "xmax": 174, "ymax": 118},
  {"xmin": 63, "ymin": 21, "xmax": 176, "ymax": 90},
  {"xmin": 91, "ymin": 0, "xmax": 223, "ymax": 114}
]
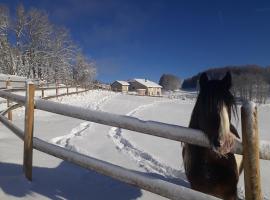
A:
[{"xmin": 0, "ymin": 90, "xmax": 270, "ymax": 199}]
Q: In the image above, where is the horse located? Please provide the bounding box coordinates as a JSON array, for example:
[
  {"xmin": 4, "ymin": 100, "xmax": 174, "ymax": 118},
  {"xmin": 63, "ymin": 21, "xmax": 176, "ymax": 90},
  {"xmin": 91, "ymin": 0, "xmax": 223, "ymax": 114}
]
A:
[{"xmin": 182, "ymin": 72, "xmax": 243, "ymax": 200}]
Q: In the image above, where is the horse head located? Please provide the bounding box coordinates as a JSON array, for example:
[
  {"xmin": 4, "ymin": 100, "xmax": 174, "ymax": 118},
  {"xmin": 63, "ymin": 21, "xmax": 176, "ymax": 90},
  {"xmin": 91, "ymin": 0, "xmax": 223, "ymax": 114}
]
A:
[{"xmin": 194, "ymin": 71, "xmax": 237, "ymax": 155}]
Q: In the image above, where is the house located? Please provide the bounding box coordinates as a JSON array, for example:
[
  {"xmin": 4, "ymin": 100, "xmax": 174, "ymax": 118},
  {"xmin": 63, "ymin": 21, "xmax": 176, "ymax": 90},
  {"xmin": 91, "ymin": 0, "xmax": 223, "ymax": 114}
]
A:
[
  {"xmin": 111, "ymin": 80, "xmax": 129, "ymax": 92},
  {"xmin": 128, "ymin": 79, "xmax": 162, "ymax": 96}
]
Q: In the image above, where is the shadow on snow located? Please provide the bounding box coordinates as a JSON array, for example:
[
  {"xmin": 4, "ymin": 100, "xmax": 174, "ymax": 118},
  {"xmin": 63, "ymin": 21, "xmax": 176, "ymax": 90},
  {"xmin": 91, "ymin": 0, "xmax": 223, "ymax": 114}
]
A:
[{"xmin": 0, "ymin": 161, "xmax": 142, "ymax": 200}]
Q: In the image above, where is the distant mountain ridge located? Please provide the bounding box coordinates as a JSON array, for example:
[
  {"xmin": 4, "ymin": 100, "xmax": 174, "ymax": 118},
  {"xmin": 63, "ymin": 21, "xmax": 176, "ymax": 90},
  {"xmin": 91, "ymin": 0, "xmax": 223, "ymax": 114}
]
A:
[
  {"xmin": 182, "ymin": 65, "xmax": 270, "ymax": 103},
  {"xmin": 182, "ymin": 65, "xmax": 270, "ymax": 89}
]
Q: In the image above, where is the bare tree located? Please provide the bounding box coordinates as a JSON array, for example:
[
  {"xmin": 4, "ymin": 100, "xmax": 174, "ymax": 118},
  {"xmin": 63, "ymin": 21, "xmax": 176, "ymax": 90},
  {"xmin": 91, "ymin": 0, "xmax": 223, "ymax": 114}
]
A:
[
  {"xmin": 47, "ymin": 27, "xmax": 77, "ymax": 83},
  {"xmin": 0, "ymin": 3, "xmax": 97, "ymax": 85},
  {"xmin": 0, "ymin": 5, "xmax": 15, "ymax": 75},
  {"xmin": 73, "ymin": 53, "xmax": 97, "ymax": 85}
]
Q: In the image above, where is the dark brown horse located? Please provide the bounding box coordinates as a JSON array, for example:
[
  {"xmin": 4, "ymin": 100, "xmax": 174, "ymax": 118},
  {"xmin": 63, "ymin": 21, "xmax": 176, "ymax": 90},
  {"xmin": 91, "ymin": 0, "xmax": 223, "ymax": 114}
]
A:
[{"xmin": 182, "ymin": 72, "xmax": 243, "ymax": 200}]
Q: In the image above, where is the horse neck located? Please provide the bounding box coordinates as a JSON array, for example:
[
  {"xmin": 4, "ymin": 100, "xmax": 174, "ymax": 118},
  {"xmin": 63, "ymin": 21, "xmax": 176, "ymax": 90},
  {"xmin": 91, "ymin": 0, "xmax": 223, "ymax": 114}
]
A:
[{"xmin": 189, "ymin": 100, "xmax": 200, "ymax": 129}]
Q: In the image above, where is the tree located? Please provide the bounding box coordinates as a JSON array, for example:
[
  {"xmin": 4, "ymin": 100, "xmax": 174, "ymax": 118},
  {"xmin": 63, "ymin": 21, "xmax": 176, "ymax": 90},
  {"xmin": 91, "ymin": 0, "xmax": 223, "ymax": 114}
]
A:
[
  {"xmin": 46, "ymin": 26, "xmax": 77, "ymax": 83},
  {"xmin": 20, "ymin": 8, "xmax": 53, "ymax": 78},
  {"xmin": 73, "ymin": 53, "xmax": 96, "ymax": 85},
  {"xmin": 0, "ymin": 5, "xmax": 15, "ymax": 75},
  {"xmin": 182, "ymin": 65, "xmax": 270, "ymax": 103},
  {"xmin": 159, "ymin": 74, "xmax": 181, "ymax": 91},
  {"xmin": 0, "ymin": 3, "xmax": 97, "ymax": 85}
]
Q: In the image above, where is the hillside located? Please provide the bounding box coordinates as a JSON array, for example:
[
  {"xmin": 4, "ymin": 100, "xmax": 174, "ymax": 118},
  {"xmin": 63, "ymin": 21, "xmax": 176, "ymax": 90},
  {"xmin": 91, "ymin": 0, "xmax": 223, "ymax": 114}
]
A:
[
  {"xmin": 182, "ymin": 65, "xmax": 270, "ymax": 89},
  {"xmin": 182, "ymin": 65, "xmax": 270, "ymax": 103}
]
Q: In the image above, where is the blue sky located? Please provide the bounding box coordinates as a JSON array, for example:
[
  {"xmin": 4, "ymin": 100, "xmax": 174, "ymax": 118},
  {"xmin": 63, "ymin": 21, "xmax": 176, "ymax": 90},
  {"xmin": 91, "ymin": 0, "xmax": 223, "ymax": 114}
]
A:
[{"xmin": 2, "ymin": 0, "xmax": 270, "ymax": 82}]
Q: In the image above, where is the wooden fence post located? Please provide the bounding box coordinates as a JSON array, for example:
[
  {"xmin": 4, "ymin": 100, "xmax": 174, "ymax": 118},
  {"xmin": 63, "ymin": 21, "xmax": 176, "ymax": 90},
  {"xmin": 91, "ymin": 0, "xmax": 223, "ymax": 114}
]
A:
[
  {"xmin": 40, "ymin": 81, "xmax": 45, "ymax": 98},
  {"xmin": 6, "ymin": 78, "xmax": 12, "ymax": 120},
  {"xmin": 23, "ymin": 82, "xmax": 35, "ymax": 181},
  {"xmin": 6, "ymin": 78, "xmax": 11, "ymax": 89},
  {"xmin": 41, "ymin": 87, "xmax": 44, "ymax": 98},
  {"xmin": 66, "ymin": 81, "xmax": 69, "ymax": 95},
  {"xmin": 7, "ymin": 99, "xmax": 12, "ymax": 121},
  {"xmin": 241, "ymin": 101, "xmax": 262, "ymax": 200},
  {"xmin": 56, "ymin": 82, "xmax": 59, "ymax": 96}
]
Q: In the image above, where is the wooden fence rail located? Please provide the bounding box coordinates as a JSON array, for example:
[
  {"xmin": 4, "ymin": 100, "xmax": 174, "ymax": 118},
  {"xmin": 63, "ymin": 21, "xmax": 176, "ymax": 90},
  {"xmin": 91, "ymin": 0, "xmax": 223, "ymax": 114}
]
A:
[
  {"xmin": 0, "ymin": 112, "xmax": 219, "ymax": 200},
  {"xmin": 1, "ymin": 89, "xmax": 269, "ymax": 160},
  {"xmin": 31, "ymin": 101, "xmax": 259, "ymax": 160},
  {"xmin": 0, "ymin": 83, "xmax": 89, "ymax": 121},
  {"xmin": 0, "ymin": 82, "xmax": 269, "ymax": 199}
]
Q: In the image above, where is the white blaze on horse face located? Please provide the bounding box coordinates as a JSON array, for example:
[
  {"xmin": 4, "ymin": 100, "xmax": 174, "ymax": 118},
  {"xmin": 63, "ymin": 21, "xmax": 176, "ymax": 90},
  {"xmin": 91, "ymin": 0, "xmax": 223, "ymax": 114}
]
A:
[{"xmin": 218, "ymin": 104, "xmax": 230, "ymax": 141}]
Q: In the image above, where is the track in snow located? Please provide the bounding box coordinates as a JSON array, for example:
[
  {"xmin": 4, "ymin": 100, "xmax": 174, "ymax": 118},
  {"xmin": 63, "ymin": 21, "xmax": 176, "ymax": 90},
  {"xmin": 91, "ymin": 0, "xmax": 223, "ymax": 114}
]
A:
[
  {"xmin": 52, "ymin": 95, "xmax": 185, "ymax": 180},
  {"xmin": 50, "ymin": 92, "xmax": 117, "ymax": 150},
  {"xmin": 49, "ymin": 93, "xmax": 266, "ymax": 199},
  {"xmin": 107, "ymin": 100, "xmax": 186, "ymax": 180}
]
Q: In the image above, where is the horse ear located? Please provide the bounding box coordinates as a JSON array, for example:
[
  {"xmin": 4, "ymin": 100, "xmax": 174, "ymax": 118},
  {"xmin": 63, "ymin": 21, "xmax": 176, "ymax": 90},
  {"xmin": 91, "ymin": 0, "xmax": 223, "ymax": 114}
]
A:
[
  {"xmin": 222, "ymin": 71, "xmax": 232, "ymax": 89},
  {"xmin": 199, "ymin": 72, "xmax": 208, "ymax": 88}
]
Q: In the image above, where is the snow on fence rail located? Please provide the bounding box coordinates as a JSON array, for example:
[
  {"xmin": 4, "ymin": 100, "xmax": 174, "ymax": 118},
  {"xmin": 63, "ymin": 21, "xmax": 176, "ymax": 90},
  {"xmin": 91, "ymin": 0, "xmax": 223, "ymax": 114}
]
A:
[
  {"xmin": 0, "ymin": 115, "xmax": 219, "ymax": 200},
  {"xmin": 0, "ymin": 82, "xmax": 270, "ymax": 199},
  {"xmin": 0, "ymin": 84, "xmax": 220, "ymax": 200},
  {"xmin": 0, "ymin": 79, "xmax": 88, "ymax": 121},
  {"xmin": 1, "ymin": 89, "xmax": 270, "ymax": 160}
]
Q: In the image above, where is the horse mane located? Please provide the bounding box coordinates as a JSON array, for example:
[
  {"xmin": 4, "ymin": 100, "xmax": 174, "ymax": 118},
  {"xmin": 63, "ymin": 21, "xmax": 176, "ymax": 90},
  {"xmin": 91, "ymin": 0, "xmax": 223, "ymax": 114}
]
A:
[
  {"xmin": 189, "ymin": 79, "xmax": 238, "ymax": 130},
  {"xmin": 184, "ymin": 72, "xmax": 242, "ymax": 199}
]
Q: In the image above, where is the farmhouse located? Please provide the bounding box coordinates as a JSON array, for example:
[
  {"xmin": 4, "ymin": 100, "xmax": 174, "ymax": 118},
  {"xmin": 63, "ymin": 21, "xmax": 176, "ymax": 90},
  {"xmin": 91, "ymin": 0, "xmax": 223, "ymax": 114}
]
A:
[
  {"xmin": 111, "ymin": 80, "xmax": 129, "ymax": 92},
  {"xmin": 128, "ymin": 79, "xmax": 162, "ymax": 96}
]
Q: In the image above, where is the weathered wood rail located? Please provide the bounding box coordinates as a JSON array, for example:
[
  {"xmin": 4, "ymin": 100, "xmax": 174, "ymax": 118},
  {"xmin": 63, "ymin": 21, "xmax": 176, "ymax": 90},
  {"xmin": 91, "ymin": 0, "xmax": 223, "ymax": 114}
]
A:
[
  {"xmin": 0, "ymin": 82, "xmax": 269, "ymax": 199},
  {"xmin": 0, "ymin": 78, "xmax": 89, "ymax": 118},
  {"xmin": 0, "ymin": 79, "xmax": 86, "ymax": 97}
]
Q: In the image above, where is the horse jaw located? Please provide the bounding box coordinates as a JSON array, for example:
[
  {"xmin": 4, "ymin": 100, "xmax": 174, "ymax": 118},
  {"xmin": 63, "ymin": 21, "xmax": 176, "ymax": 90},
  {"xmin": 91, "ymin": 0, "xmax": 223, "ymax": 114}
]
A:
[{"xmin": 216, "ymin": 104, "xmax": 235, "ymax": 155}]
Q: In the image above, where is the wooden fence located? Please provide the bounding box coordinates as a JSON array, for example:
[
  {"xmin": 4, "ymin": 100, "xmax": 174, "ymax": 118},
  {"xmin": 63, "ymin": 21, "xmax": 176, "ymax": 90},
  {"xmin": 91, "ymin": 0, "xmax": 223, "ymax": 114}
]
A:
[
  {"xmin": 0, "ymin": 79, "xmax": 85, "ymax": 96},
  {"xmin": 0, "ymin": 82, "xmax": 270, "ymax": 199},
  {"xmin": 0, "ymin": 79, "xmax": 88, "ymax": 121}
]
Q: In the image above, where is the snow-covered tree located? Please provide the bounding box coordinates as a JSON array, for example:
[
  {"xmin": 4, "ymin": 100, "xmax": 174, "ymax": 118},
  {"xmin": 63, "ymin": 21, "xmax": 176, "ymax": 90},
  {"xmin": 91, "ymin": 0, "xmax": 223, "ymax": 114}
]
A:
[
  {"xmin": 0, "ymin": 3, "xmax": 97, "ymax": 85},
  {"xmin": 0, "ymin": 5, "xmax": 13, "ymax": 74},
  {"xmin": 20, "ymin": 8, "xmax": 53, "ymax": 78},
  {"xmin": 47, "ymin": 27, "xmax": 77, "ymax": 83},
  {"xmin": 73, "ymin": 53, "xmax": 96, "ymax": 85}
]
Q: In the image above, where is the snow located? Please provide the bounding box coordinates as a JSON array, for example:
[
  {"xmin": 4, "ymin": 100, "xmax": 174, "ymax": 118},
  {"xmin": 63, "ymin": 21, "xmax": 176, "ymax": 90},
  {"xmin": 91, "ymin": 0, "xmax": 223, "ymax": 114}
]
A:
[
  {"xmin": 132, "ymin": 79, "xmax": 162, "ymax": 88},
  {"xmin": 0, "ymin": 74, "xmax": 26, "ymax": 88},
  {"xmin": 0, "ymin": 74, "xmax": 27, "ymax": 81},
  {"xmin": 33, "ymin": 137, "xmax": 207, "ymax": 200},
  {"xmin": 0, "ymin": 87, "xmax": 83, "ymax": 106},
  {"xmin": 0, "ymin": 74, "xmax": 40, "ymax": 89},
  {"xmin": 115, "ymin": 81, "xmax": 130, "ymax": 86},
  {"xmin": 0, "ymin": 89, "xmax": 270, "ymax": 199}
]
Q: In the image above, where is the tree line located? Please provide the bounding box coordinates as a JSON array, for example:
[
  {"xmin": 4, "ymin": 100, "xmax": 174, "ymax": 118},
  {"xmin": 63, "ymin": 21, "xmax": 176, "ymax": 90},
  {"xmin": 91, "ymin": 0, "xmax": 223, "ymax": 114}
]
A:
[
  {"xmin": 0, "ymin": 4, "xmax": 96, "ymax": 85},
  {"xmin": 182, "ymin": 65, "xmax": 270, "ymax": 103}
]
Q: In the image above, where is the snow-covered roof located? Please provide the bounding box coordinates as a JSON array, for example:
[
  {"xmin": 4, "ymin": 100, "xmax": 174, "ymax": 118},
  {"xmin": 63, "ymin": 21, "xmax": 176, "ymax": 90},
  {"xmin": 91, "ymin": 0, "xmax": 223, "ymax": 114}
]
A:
[
  {"xmin": 133, "ymin": 79, "xmax": 162, "ymax": 88},
  {"xmin": 115, "ymin": 80, "xmax": 130, "ymax": 86}
]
